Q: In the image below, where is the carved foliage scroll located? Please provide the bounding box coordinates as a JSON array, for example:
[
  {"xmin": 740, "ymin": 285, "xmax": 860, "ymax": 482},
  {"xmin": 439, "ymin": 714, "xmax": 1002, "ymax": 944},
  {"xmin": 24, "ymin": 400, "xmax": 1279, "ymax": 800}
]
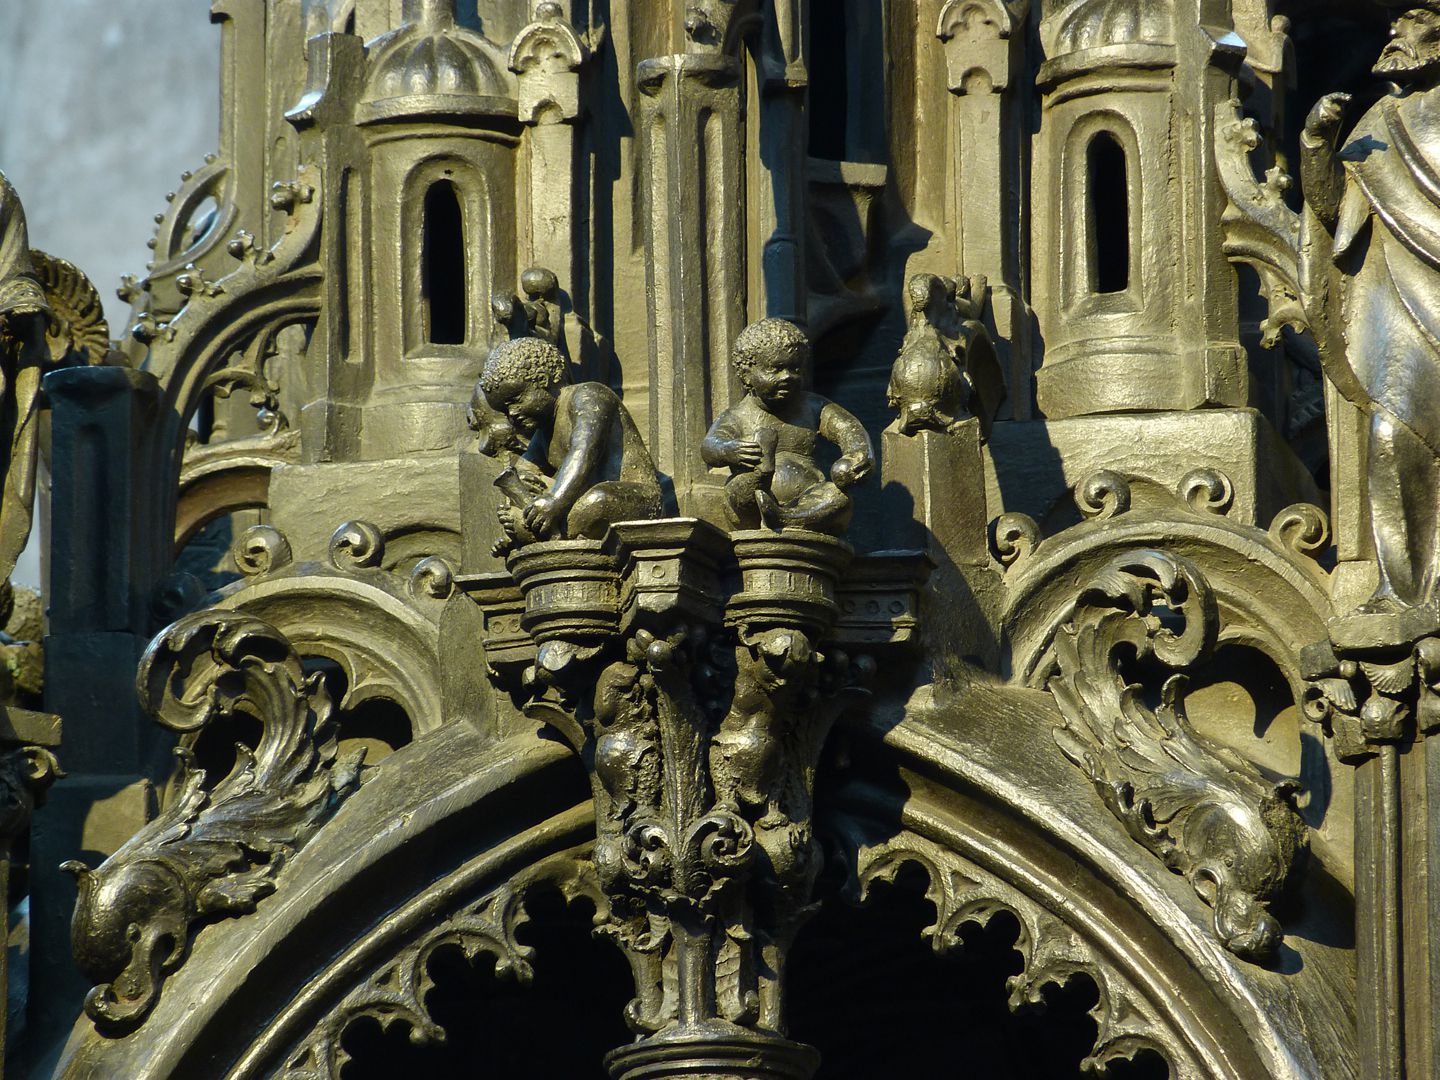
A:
[
  {"xmin": 64, "ymin": 611, "xmax": 364, "ymax": 1033},
  {"xmin": 1213, "ymin": 101, "xmax": 1309, "ymax": 346},
  {"xmin": 1044, "ymin": 551, "xmax": 1307, "ymax": 961}
]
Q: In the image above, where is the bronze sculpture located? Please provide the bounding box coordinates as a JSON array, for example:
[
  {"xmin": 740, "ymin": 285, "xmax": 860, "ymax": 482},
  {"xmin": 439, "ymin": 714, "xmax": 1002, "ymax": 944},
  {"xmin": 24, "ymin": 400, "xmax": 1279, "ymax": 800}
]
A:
[
  {"xmin": 886, "ymin": 271, "xmax": 1005, "ymax": 438},
  {"xmin": 702, "ymin": 318, "xmax": 873, "ymax": 535},
  {"xmin": 1, "ymin": 1, "xmax": 1433, "ymax": 1078},
  {"xmin": 477, "ymin": 335, "xmax": 665, "ymax": 551},
  {"xmin": 1303, "ymin": 1, "xmax": 1440, "ymax": 616},
  {"xmin": 0, "ymin": 173, "xmax": 52, "ymax": 626}
]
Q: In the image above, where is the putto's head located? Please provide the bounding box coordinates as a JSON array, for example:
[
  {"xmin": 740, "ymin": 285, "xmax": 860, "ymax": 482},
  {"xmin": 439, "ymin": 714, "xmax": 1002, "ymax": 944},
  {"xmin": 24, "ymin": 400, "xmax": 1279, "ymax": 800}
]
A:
[
  {"xmin": 733, "ymin": 319, "xmax": 809, "ymax": 409},
  {"xmin": 479, "ymin": 336, "xmax": 566, "ymax": 436},
  {"xmin": 1375, "ymin": 5, "xmax": 1440, "ymax": 81},
  {"xmin": 467, "ymin": 382, "xmax": 525, "ymax": 457}
]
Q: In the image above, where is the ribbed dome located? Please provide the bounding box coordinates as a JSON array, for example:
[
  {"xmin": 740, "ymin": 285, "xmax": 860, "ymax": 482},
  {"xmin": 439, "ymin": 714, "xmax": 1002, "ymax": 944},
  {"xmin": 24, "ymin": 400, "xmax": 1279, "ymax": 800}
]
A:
[
  {"xmin": 1042, "ymin": 0, "xmax": 1174, "ymax": 57},
  {"xmin": 360, "ymin": 0, "xmax": 514, "ymax": 121}
]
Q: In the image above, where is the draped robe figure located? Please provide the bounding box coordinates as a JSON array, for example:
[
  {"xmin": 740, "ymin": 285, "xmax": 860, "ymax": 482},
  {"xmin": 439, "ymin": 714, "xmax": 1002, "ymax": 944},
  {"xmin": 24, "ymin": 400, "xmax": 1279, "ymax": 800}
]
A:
[
  {"xmin": 1303, "ymin": 4, "xmax": 1440, "ymax": 613},
  {"xmin": 0, "ymin": 172, "xmax": 53, "ymax": 624}
]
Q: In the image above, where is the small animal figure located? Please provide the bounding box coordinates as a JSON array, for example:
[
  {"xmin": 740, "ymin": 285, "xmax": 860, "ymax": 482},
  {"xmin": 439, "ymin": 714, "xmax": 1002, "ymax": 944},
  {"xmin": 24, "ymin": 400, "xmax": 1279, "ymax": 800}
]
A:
[{"xmin": 887, "ymin": 272, "xmax": 1005, "ymax": 438}]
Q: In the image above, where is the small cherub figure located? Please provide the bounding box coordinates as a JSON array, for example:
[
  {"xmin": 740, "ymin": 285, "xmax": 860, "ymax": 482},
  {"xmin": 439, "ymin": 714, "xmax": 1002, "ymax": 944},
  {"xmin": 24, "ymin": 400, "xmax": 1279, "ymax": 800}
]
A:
[
  {"xmin": 702, "ymin": 318, "xmax": 874, "ymax": 536},
  {"xmin": 476, "ymin": 336, "xmax": 664, "ymax": 553}
]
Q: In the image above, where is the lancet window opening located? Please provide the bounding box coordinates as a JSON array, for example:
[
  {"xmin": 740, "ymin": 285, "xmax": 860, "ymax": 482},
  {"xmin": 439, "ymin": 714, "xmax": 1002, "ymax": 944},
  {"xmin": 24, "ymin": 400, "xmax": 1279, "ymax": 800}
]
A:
[
  {"xmin": 421, "ymin": 178, "xmax": 468, "ymax": 346},
  {"xmin": 1086, "ymin": 130, "xmax": 1131, "ymax": 296},
  {"xmin": 807, "ymin": 0, "xmax": 887, "ymax": 163}
]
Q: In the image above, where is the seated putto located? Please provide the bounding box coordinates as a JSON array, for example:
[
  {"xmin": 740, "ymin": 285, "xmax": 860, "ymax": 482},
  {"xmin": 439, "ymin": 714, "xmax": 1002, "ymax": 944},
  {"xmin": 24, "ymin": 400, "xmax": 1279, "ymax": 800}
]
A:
[
  {"xmin": 702, "ymin": 318, "xmax": 874, "ymax": 537},
  {"xmin": 474, "ymin": 336, "xmax": 664, "ymax": 553}
]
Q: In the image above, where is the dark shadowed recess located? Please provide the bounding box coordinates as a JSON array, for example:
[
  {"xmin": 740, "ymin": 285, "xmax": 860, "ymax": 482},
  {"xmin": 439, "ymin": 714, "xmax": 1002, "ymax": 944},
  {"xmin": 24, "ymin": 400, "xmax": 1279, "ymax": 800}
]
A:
[
  {"xmin": 788, "ymin": 864, "xmax": 1170, "ymax": 1079},
  {"xmin": 338, "ymin": 887, "xmax": 633, "ymax": 1078}
]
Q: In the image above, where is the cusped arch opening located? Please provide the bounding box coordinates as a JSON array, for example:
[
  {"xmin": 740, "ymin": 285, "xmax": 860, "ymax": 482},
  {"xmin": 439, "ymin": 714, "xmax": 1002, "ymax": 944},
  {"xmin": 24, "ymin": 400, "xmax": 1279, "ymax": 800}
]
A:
[
  {"xmin": 312, "ymin": 658, "xmax": 416, "ymax": 762},
  {"xmin": 335, "ymin": 885, "xmax": 631, "ymax": 1078},
  {"xmin": 788, "ymin": 864, "xmax": 1170, "ymax": 1078}
]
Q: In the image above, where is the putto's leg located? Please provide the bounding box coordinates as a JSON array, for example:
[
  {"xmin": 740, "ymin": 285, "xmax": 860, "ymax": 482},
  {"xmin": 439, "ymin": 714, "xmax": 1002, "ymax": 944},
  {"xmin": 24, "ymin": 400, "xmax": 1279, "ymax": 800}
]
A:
[
  {"xmin": 776, "ymin": 481, "xmax": 852, "ymax": 536},
  {"xmin": 567, "ymin": 481, "xmax": 666, "ymax": 539},
  {"xmin": 724, "ymin": 472, "xmax": 766, "ymax": 529}
]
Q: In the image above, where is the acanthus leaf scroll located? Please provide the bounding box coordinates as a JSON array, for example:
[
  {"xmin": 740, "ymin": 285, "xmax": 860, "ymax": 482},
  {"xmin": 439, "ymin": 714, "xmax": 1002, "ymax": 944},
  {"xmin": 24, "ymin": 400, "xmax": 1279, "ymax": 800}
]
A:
[
  {"xmin": 1045, "ymin": 551, "xmax": 1307, "ymax": 962},
  {"xmin": 65, "ymin": 610, "xmax": 365, "ymax": 1034}
]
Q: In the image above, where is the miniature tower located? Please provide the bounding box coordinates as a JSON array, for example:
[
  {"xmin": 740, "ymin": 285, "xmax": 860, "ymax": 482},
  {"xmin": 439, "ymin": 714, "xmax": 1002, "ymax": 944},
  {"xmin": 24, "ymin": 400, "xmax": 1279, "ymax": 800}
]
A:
[
  {"xmin": 1031, "ymin": 0, "xmax": 1248, "ymax": 417},
  {"xmin": 294, "ymin": 0, "xmax": 520, "ymax": 461}
]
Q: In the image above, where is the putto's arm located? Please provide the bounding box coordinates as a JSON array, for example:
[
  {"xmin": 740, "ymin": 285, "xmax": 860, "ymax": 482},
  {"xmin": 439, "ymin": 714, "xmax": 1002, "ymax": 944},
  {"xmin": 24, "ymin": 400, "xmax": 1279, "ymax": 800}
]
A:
[
  {"xmin": 818, "ymin": 398, "xmax": 874, "ymax": 486},
  {"xmin": 702, "ymin": 408, "xmax": 754, "ymax": 469},
  {"xmin": 545, "ymin": 384, "xmax": 616, "ymax": 513}
]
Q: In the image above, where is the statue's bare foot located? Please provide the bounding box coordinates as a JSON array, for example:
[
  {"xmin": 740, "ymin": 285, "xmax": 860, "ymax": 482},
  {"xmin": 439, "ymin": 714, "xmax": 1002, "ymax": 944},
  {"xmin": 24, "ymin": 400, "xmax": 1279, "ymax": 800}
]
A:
[{"xmin": 755, "ymin": 489, "xmax": 783, "ymax": 531}]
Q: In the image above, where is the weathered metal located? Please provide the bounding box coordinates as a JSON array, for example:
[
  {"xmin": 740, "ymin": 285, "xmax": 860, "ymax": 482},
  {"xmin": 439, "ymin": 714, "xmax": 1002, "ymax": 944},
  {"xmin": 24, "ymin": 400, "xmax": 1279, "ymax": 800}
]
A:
[{"xmin": 1, "ymin": 0, "xmax": 1431, "ymax": 1077}]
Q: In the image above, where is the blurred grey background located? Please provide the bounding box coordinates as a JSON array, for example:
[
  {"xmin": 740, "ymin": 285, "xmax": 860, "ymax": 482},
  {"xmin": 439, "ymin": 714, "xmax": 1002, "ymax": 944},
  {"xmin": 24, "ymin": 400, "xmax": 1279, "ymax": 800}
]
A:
[{"xmin": 0, "ymin": 1, "xmax": 221, "ymax": 591}]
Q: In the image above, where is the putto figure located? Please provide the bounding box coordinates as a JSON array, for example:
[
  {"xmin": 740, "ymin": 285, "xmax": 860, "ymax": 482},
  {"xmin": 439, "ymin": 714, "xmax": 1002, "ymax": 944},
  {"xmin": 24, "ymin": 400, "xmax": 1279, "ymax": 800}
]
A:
[
  {"xmin": 1303, "ymin": 3, "xmax": 1440, "ymax": 614},
  {"xmin": 475, "ymin": 336, "xmax": 664, "ymax": 552},
  {"xmin": 702, "ymin": 318, "xmax": 874, "ymax": 536}
]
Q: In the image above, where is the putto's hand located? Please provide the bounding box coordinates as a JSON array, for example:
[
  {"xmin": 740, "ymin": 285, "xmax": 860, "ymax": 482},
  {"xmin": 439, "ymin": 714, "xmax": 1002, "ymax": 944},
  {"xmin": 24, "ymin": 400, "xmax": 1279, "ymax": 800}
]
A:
[
  {"xmin": 519, "ymin": 470, "xmax": 549, "ymax": 497},
  {"xmin": 732, "ymin": 441, "xmax": 764, "ymax": 468},
  {"xmin": 1304, "ymin": 92, "xmax": 1351, "ymax": 140},
  {"xmin": 523, "ymin": 494, "xmax": 561, "ymax": 537},
  {"xmin": 831, "ymin": 454, "xmax": 872, "ymax": 488}
]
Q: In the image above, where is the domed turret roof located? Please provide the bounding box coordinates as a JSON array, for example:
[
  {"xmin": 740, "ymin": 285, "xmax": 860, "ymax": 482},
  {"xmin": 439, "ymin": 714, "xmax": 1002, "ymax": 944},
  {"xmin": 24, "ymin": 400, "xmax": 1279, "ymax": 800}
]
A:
[
  {"xmin": 1041, "ymin": 0, "xmax": 1175, "ymax": 58},
  {"xmin": 359, "ymin": 0, "xmax": 515, "ymax": 123}
]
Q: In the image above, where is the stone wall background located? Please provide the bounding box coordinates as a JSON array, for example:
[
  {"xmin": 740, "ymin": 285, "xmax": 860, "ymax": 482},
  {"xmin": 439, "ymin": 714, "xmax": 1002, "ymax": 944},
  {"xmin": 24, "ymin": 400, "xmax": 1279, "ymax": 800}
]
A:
[{"xmin": 0, "ymin": 0, "xmax": 220, "ymax": 589}]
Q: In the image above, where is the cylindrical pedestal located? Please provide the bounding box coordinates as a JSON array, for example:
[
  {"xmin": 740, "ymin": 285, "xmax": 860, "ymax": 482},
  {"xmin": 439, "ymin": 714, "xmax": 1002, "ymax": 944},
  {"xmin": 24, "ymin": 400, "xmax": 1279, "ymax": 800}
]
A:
[
  {"xmin": 726, "ymin": 529, "xmax": 851, "ymax": 637},
  {"xmin": 508, "ymin": 539, "xmax": 621, "ymax": 679},
  {"xmin": 508, "ymin": 539, "xmax": 619, "ymax": 644},
  {"xmin": 607, "ymin": 1023, "xmax": 819, "ymax": 1080}
]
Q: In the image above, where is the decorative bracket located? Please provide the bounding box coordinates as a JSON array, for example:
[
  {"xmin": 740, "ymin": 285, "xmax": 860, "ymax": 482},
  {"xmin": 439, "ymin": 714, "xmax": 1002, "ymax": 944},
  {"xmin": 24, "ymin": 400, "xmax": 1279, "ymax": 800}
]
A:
[
  {"xmin": 1302, "ymin": 608, "xmax": 1440, "ymax": 763},
  {"xmin": 463, "ymin": 520, "xmax": 924, "ymax": 1079}
]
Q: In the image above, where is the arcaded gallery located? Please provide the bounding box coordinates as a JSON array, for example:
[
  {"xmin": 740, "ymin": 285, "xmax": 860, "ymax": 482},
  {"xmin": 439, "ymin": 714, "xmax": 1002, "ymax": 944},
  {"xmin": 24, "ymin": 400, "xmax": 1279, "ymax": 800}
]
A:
[{"xmin": 0, "ymin": 0, "xmax": 1433, "ymax": 1076}]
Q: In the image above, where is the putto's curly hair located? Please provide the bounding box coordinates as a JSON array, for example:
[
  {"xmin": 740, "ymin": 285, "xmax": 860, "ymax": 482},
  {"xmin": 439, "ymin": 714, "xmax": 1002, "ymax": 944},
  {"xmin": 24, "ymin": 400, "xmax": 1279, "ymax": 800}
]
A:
[
  {"xmin": 732, "ymin": 318, "xmax": 810, "ymax": 382},
  {"xmin": 480, "ymin": 336, "xmax": 567, "ymax": 397}
]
